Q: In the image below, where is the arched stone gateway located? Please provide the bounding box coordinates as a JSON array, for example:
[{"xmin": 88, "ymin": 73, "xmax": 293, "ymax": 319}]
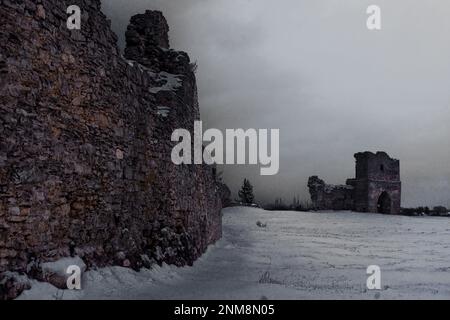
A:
[{"xmin": 377, "ymin": 191, "xmax": 392, "ymax": 214}]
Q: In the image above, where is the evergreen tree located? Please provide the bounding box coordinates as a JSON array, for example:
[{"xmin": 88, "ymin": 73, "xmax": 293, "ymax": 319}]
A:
[{"xmin": 238, "ymin": 179, "xmax": 255, "ymax": 204}]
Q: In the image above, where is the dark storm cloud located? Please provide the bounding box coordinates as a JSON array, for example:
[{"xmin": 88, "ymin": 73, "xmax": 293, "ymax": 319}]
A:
[{"xmin": 102, "ymin": 0, "xmax": 450, "ymax": 207}]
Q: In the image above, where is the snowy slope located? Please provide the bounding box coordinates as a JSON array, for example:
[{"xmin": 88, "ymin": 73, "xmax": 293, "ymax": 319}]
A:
[{"xmin": 18, "ymin": 207, "xmax": 450, "ymax": 300}]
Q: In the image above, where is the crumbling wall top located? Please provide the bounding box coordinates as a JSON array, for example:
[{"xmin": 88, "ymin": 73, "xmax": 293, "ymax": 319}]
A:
[
  {"xmin": 355, "ymin": 151, "xmax": 398, "ymax": 162},
  {"xmin": 125, "ymin": 10, "xmax": 170, "ymax": 50},
  {"xmin": 354, "ymin": 151, "xmax": 400, "ymax": 181}
]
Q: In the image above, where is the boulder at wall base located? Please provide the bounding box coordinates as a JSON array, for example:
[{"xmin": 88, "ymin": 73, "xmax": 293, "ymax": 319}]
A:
[
  {"xmin": 40, "ymin": 256, "xmax": 87, "ymax": 289},
  {"xmin": 0, "ymin": 272, "xmax": 32, "ymax": 300}
]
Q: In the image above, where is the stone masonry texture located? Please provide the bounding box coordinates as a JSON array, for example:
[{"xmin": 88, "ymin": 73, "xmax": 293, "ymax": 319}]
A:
[{"xmin": 0, "ymin": 0, "xmax": 228, "ymax": 291}]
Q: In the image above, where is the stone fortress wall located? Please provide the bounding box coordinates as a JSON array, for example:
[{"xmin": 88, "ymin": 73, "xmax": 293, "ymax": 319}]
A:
[{"xmin": 0, "ymin": 0, "xmax": 227, "ymax": 281}]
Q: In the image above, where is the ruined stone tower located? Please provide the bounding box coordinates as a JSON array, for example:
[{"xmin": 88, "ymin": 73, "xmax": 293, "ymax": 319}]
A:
[
  {"xmin": 347, "ymin": 152, "xmax": 401, "ymax": 214},
  {"xmin": 308, "ymin": 152, "xmax": 401, "ymax": 214}
]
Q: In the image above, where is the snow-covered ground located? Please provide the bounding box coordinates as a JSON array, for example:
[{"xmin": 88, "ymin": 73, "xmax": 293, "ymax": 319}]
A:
[{"xmin": 18, "ymin": 207, "xmax": 450, "ymax": 300}]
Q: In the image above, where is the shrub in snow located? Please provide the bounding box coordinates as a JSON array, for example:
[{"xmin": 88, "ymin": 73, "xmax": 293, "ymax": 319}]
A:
[{"xmin": 258, "ymin": 271, "xmax": 281, "ymax": 284}]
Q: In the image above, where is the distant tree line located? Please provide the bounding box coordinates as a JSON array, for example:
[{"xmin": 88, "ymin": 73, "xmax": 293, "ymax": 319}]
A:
[
  {"xmin": 264, "ymin": 196, "xmax": 313, "ymax": 212},
  {"xmin": 401, "ymin": 206, "xmax": 449, "ymax": 217},
  {"xmin": 234, "ymin": 179, "xmax": 312, "ymax": 211}
]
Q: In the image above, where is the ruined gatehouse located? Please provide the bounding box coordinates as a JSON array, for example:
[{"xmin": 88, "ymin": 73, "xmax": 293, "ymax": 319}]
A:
[{"xmin": 308, "ymin": 152, "xmax": 401, "ymax": 214}]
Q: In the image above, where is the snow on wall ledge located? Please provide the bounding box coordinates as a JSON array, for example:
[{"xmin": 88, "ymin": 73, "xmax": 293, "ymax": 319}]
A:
[{"xmin": 0, "ymin": 0, "xmax": 226, "ymax": 294}]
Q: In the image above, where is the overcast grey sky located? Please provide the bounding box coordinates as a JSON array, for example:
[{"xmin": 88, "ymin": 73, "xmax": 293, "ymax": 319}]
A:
[{"xmin": 102, "ymin": 0, "xmax": 450, "ymax": 207}]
